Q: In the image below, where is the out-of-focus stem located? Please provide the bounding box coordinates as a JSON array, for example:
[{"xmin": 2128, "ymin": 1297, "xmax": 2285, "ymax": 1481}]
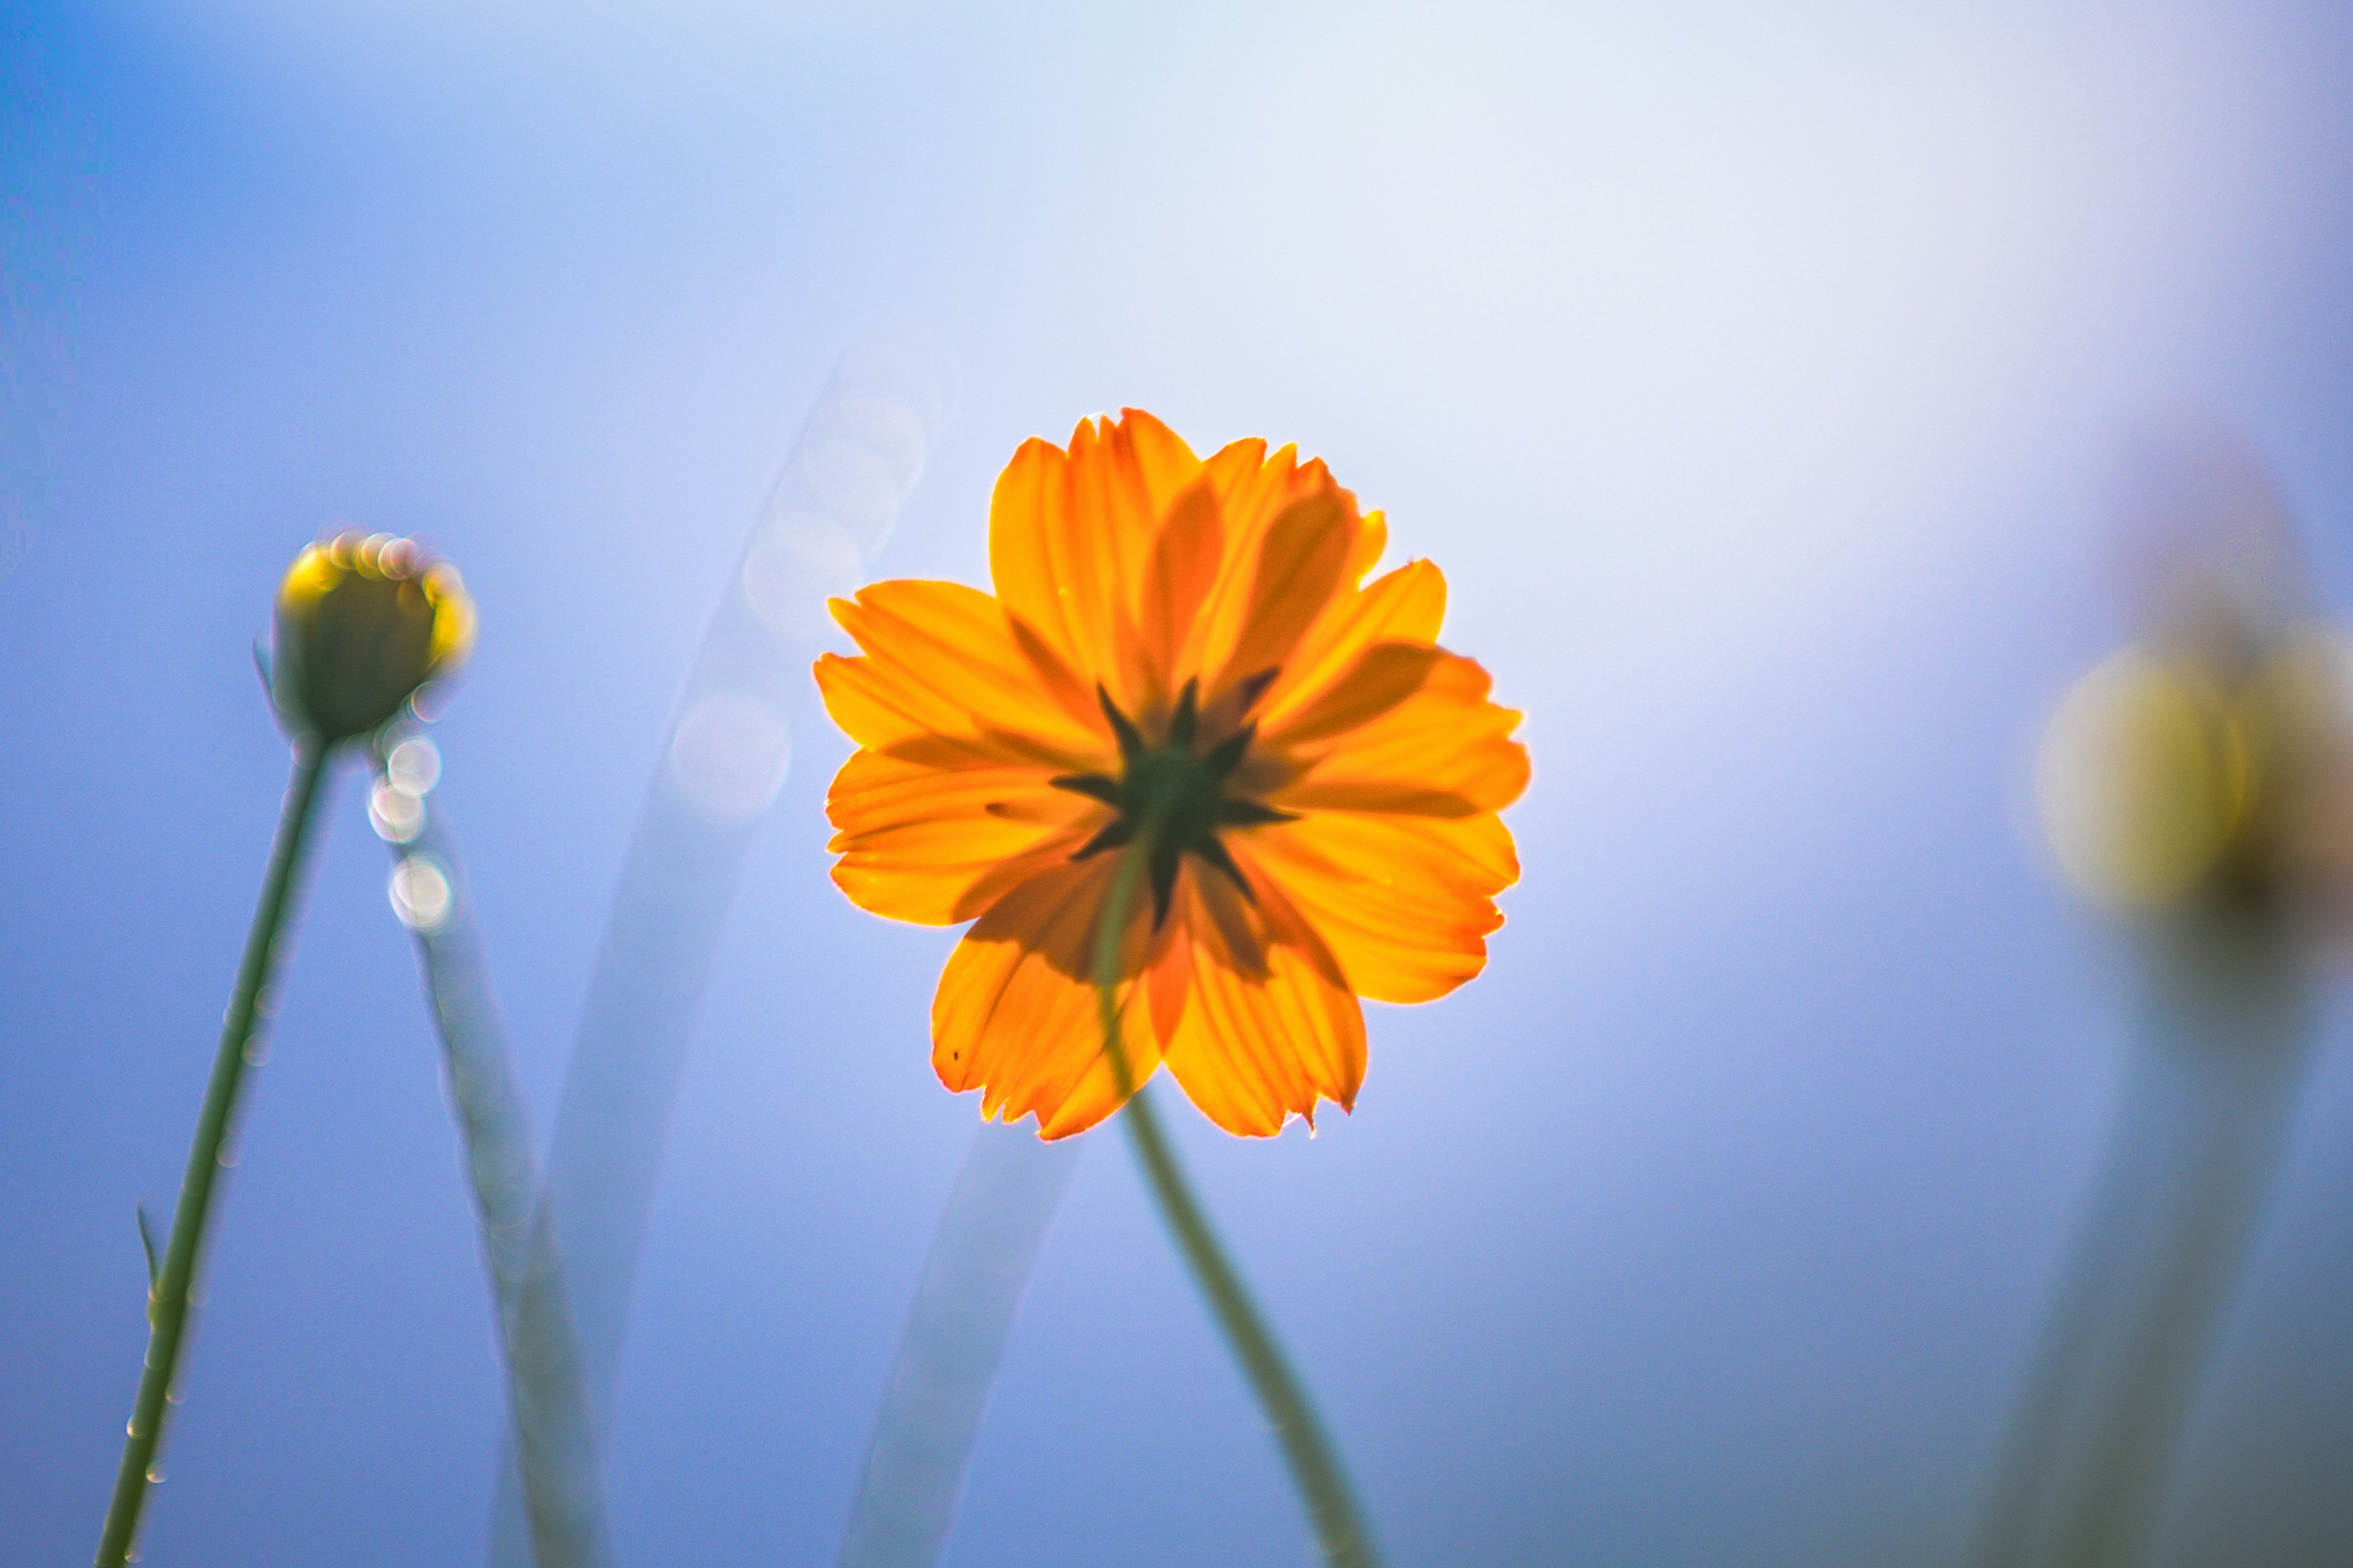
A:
[
  {"xmin": 94, "ymin": 743, "xmax": 334, "ymax": 1568},
  {"xmin": 1972, "ymin": 925, "xmax": 2311, "ymax": 1568},
  {"xmin": 835, "ymin": 1125, "xmax": 1080, "ymax": 1568},
  {"xmin": 1091, "ymin": 836, "xmax": 1385, "ymax": 1568},
  {"xmin": 381, "ymin": 771, "xmax": 607, "ymax": 1568},
  {"xmin": 491, "ymin": 339, "xmax": 947, "ymax": 1567}
]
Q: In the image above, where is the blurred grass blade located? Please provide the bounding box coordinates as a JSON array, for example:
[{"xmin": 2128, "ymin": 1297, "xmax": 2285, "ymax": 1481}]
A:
[
  {"xmin": 1972, "ymin": 934, "xmax": 2311, "ymax": 1568},
  {"xmin": 837, "ymin": 1126, "xmax": 1080, "ymax": 1568},
  {"xmin": 491, "ymin": 332, "xmax": 952, "ymax": 1568},
  {"xmin": 376, "ymin": 746, "xmax": 608, "ymax": 1568}
]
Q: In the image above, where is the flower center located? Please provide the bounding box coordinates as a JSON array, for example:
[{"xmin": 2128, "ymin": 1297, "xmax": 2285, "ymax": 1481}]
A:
[{"xmin": 1053, "ymin": 678, "xmax": 1294, "ymax": 928}]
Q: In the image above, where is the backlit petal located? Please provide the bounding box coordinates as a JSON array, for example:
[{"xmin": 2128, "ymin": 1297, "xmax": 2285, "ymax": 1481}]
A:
[
  {"xmin": 987, "ymin": 437, "xmax": 1088, "ymax": 686},
  {"xmin": 1273, "ymin": 652, "xmax": 1529, "ymax": 816},
  {"xmin": 827, "ymin": 579, "xmax": 1106, "ymax": 760},
  {"xmin": 827, "ymin": 748, "xmax": 1097, "ymax": 924},
  {"xmin": 990, "ymin": 412, "xmax": 1205, "ymax": 711},
  {"xmin": 1155, "ymin": 866, "xmax": 1366, "ymax": 1137},
  {"xmin": 1239, "ymin": 811, "xmax": 1517, "ymax": 1003},
  {"xmin": 1178, "ymin": 445, "xmax": 1339, "ymax": 688},
  {"xmin": 1256, "ymin": 559, "xmax": 1447, "ymax": 734},
  {"xmin": 1210, "ymin": 492, "xmax": 1356, "ymax": 699},
  {"xmin": 1138, "ymin": 478, "xmax": 1226, "ymax": 697},
  {"xmin": 1348, "ymin": 509, "xmax": 1389, "ymax": 583},
  {"xmin": 931, "ymin": 857, "xmax": 1164, "ymax": 1140},
  {"xmin": 1264, "ymin": 642, "xmax": 1442, "ymax": 749}
]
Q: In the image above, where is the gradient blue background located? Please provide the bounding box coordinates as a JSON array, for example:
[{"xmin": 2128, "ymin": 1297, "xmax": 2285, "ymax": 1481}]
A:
[{"xmin": 6, "ymin": 2, "xmax": 2353, "ymax": 1562}]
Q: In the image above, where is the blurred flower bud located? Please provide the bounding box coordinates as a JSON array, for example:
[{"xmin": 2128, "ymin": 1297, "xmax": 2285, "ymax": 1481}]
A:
[
  {"xmin": 2039, "ymin": 426, "xmax": 2353, "ymax": 944},
  {"xmin": 2039, "ymin": 648, "xmax": 2247, "ymax": 911},
  {"xmin": 273, "ymin": 531, "xmax": 474, "ymax": 743}
]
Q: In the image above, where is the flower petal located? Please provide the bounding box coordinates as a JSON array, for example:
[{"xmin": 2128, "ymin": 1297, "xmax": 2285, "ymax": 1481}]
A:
[
  {"xmin": 1210, "ymin": 491, "xmax": 1357, "ymax": 700},
  {"xmin": 1273, "ymin": 651, "xmax": 1529, "ymax": 816},
  {"xmin": 1237, "ymin": 811, "xmax": 1516, "ymax": 1003},
  {"xmin": 1264, "ymin": 642, "xmax": 1442, "ymax": 749},
  {"xmin": 1256, "ymin": 558, "xmax": 1447, "ymax": 735},
  {"xmin": 825, "ymin": 579, "xmax": 1107, "ymax": 762},
  {"xmin": 988, "ymin": 412, "xmax": 1204, "ymax": 711},
  {"xmin": 1348, "ymin": 508, "xmax": 1389, "ymax": 583},
  {"xmin": 1137, "ymin": 477, "xmax": 1226, "ymax": 698},
  {"xmin": 826, "ymin": 748, "xmax": 1097, "ymax": 924},
  {"xmin": 985, "ymin": 437, "xmax": 1085, "ymax": 681},
  {"xmin": 1177, "ymin": 446, "xmax": 1365, "ymax": 692},
  {"xmin": 931, "ymin": 857, "xmax": 1165, "ymax": 1140},
  {"xmin": 1154, "ymin": 865, "xmax": 1366, "ymax": 1137}
]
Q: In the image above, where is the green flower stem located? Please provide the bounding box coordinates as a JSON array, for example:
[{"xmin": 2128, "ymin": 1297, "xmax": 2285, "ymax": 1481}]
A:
[
  {"xmin": 1970, "ymin": 925, "xmax": 2310, "ymax": 1568},
  {"xmin": 383, "ymin": 782, "xmax": 607, "ymax": 1568},
  {"xmin": 96, "ymin": 741, "xmax": 335, "ymax": 1568},
  {"xmin": 1092, "ymin": 835, "xmax": 1384, "ymax": 1568}
]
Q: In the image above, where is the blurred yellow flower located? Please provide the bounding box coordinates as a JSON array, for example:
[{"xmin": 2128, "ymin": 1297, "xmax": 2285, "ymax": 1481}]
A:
[
  {"xmin": 274, "ymin": 531, "xmax": 474, "ymax": 743},
  {"xmin": 2040, "ymin": 622, "xmax": 2353, "ymax": 929},
  {"xmin": 816, "ymin": 409, "xmax": 1528, "ymax": 1138}
]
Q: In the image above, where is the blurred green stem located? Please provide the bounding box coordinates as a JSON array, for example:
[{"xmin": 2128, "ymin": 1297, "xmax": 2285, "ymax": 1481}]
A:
[
  {"xmin": 95, "ymin": 741, "xmax": 333, "ymax": 1568},
  {"xmin": 1971, "ymin": 925, "xmax": 2310, "ymax": 1568},
  {"xmin": 1093, "ymin": 836, "xmax": 1384, "ymax": 1568},
  {"xmin": 382, "ymin": 771, "xmax": 607, "ymax": 1568},
  {"xmin": 836, "ymin": 1124, "xmax": 1079, "ymax": 1568}
]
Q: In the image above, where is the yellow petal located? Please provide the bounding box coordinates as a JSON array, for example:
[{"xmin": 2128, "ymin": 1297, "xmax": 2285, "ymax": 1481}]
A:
[
  {"xmin": 1176, "ymin": 444, "xmax": 1311, "ymax": 682},
  {"xmin": 1348, "ymin": 509, "xmax": 1389, "ymax": 583},
  {"xmin": 1264, "ymin": 642, "xmax": 1442, "ymax": 748},
  {"xmin": 1137, "ymin": 477, "xmax": 1226, "ymax": 697},
  {"xmin": 1210, "ymin": 492, "xmax": 1356, "ymax": 699}
]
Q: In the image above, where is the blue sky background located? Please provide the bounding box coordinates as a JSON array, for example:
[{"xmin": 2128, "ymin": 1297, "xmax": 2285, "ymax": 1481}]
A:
[{"xmin": 6, "ymin": 1, "xmax": 2353, "ymax": 1563}]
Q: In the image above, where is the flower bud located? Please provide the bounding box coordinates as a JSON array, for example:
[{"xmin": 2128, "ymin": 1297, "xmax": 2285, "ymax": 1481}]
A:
[
  {"xmin": 272, "ymin": 531, "xmax": 474, "ymax": 743},
  {"xmin": 2040, "ymin": 622, "xmax": 2353, "ymax": 937},
  {"xmin": 2039, "ymin": 648, "xmax": 2249, "ymax": 912},
  {"xmin": 2037, "ymin": 423, "xmax": 2353, "ymax": 950}
]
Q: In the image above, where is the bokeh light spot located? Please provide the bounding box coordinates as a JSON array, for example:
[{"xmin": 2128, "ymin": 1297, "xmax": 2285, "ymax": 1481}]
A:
[
  {"xmin": 667, "ymin": 692, "xmax": 791, "ymax": 823},
  {"xmin": 389, "ymin": 854, "xmax": 453, "ymax": 933},
  {"xmin": 385, "ymin": 736, "xmax": 441, "ymax": 794},
  {"xmin": 741, "ymin": 521, "xmax": 863, "ymax": 643}
]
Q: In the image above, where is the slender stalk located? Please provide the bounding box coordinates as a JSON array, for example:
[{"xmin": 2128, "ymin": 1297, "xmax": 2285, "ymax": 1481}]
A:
[
  {"xmin": 490, "ymin": 340, "xmax": 946, "ymax": 1564},
  {"xmin": 836, "ymin": 1125, "xmax": 1081, "ymax": 1568},
  {"xmin": 1971, "ymin": 926, "xmax": 2309, "ymax": 1568},
  {"xmin": 96, "ymin": 742, "xmax": 335, "ymax": 1568},
  {"xmin": 1092, "ymin": 836, "xmax": 1384, "ymax": 1568},
  {"xmin": 383, "ymin": 776, "xmax": 607, "ymax": 1568}
]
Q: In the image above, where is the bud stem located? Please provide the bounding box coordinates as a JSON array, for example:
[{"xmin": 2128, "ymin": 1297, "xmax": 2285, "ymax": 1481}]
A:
[
  {"xmin": 382, "ymin": 773, "xmax": 609, "ymax": 1567},
  {"xmin": 95, "ymin": 743, "xmax": 335, "ymax": 1568}
]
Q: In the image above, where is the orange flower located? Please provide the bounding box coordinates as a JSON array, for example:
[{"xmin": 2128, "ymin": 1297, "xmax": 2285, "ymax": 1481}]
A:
[{"xmin": 816, "ymin": 409, "xmax": 1528, "ymax": 1138}]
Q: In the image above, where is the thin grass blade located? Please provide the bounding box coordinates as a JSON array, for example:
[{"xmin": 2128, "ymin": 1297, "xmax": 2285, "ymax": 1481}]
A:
[
  {"xmin": 489, "ymin": 333, "xmax": 952, "ymax": 1567},
  {"xmin": 836, "ymin": 1125, "xmax": 1080, "ymax": 1568}
]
